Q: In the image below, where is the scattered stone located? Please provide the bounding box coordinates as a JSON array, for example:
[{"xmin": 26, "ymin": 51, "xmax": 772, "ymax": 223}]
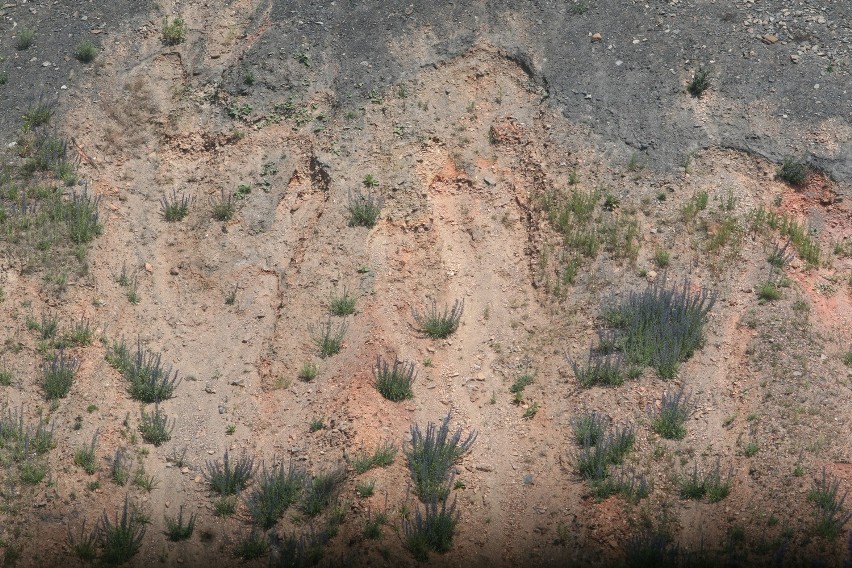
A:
[
  {"xmin": 762, "ymin": 34, "xmax": 778, "ymax": 44},
  {"xmin": 476, "ymin": 464, "xmax": 494, "ymax": 472},
  {"xmin": 144, "ymin": 263, "xmax": 153, "ymax": 273},
  {"xmin": 591, "ymin": 32, "xmax": 602, "ymax": 43},
  {"xmin": 170, "ymin": 267, "xmax": 179, "ymax": 275}
]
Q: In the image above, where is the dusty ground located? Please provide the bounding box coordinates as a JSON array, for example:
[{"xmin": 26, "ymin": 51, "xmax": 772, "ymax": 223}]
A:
[{"xmin": 1, "ymin": 0, "xmax": 851, "ymax": 567}]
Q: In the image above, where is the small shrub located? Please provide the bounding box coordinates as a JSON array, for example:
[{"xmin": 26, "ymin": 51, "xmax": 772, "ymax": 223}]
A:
[
  {"xmin": 99, "ymin": 496, "xmax": 146, "ymax": 566},
  {"xmin": 20, "ymin": 459, "xmax": 48, "ymax": 484},
  {"xmin": 311, "ymin": 318, "xmax": 347, "ymax": 358},
  {"xmin": 234, "ymin": 529, "xmax": 268, "ymax": 560},
  {"xmin": 743, "ymin": 440, "xmax": 760, "ymax": 457},
  {"xmin": 679, "ymin": 461, "xmax": 732, "ymax": 502},
  {"xmin": 160, "ymin": 190, "xmax": 192, "ymax": 221},
  {"xmin": 356, "ymin": 480, "xmax": 375, "ymax": 498},
  {"xmin": 210, "ymin": 189, "xmax": 235, "ymax": 221},
  {"xmin": 808, "ymin": 468, "xmax": 852, "ymax": 539},
  {"xmin": 593, "ymin": 465, "xmax": 650, "ymax": 502},
  {"xmin": 60, "ymin": 316, "xmax": 94, "ymax": 347},
  {"xmin": 404, "ymin": 496, "xmax": 459, "ymax": 561},
  {"xmin": 0, "ymin": 370, "xmax": 12, "ymax": 386},
  {"xmin": 206, "ymin": 450, "xmax": 255, "ymax": 495},
  {"xmin": 0, "ymin": 70, "xmax": 7, "ymax": 85},
  {"xmin": 300, "ymin": 467, "xmax": 346, "ymax": 517},
  {"xmin": 654, "ymin": 250, "xmax": 671, "ymax": 268},
  {"xmin": 75, "ymin": 41, "xmax": 97, "ymax": 63},
  {"xmin": 351, "ymin": 440, "xmax": 397, "ymax": 474},
  {"xmin": 329, "ymin": 286, "xmax": 356, "ymax": 316},
  {"xmin": 347, "ymin": 190, "xmax": 383, "ymax": 227},
  {"xmin": 374, "ymin": 355, "xmax": 416, "ymax": 401},
  {"xmin": 68, "ymin": 521, "xmax": 98, "ymax": 562},
  {"xmin": 214, "ymin": 497, "xmax": 236, "ymax": 517},
  {"xmin": 246, "ymin": 461, "xmax": 305, "ymax": 529},
  {"xmin": 125, "ymin": 342, "xmax": 181, "ymax": 403},
  {"xmin": 571, "ymin": 412, "xmax": 608, "ymax": 446},
  {"xmin": 412, "ymin": 299, "xmax": 464, "ymax": 339},
  {"xmin": 777, "ymin": 157, "xmax": 808, "ymax": 186},
  {"xmin": 650, "ymin": 388, "xmax": 695, "ymax": 440},
  {"xmin": 43, "ymin": 350, "xmax": 80, "ymax": 399},
  {"xmin": 133, "ymin": 471, "xmax": 159, "ymax": 492},
  {"xmin": 687, "ymin": 69, "xmax": 710, "ymax": 97},
  {"xmin": 576, "ymin": 424, "xmax": 635, "ymax": 481},
  {"xmin": 165, "ymin": 505, "xmax": 196, "ymax": 541},
  {"xmin": 509, "ymin": 373, "xmax": 534, "ymax": 396},
  {"xmin": 75, "ymin": 431, "xmax": 99, "ymax": 474},
  {"xmin": 162, "ymin": 17, "xmax": 187, "ymax": 46},
  {"xmin": 362, "ymin": 174, "xmax": 378, "ymax": 188},
  {"xmin": 757, "ymin": 281, "xmax": 781, "ymax": 302},
  {"xmin": 297, "ymin": 361, "xmax": 318, "ymax": 381},
  {"xmin": 572, "ymin": 352, "xmax": 624, "ymax": 388},
  {"xmin": 364, "ymin": 511, "xmax": 388, "ymax": 540},
  {"xmin": 138, "ymin": 405, "xmax": 174, "ymax": 446},
  {"xmin": 309, "ymin": 417, "xmax": 324, "ymax": 432},
  {"xmin": 23, "ymin": 99, "xmax": 55, "ymax": 129},
  {"xmin": 110, "ymin": 449, "xmax": 132, "ymax": 486},
  {"xmin": 16, "ymin": 29, "xmax": 35, "ymax": 50},
  {"xmin": 406, "ymin": 413, "xmax": 477, "ymax": 501}
]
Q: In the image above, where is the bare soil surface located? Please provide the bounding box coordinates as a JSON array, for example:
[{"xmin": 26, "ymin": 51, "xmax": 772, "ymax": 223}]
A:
[{"xmin": 1, "ymin": 1, "xmax": 850, "ymax": 567}]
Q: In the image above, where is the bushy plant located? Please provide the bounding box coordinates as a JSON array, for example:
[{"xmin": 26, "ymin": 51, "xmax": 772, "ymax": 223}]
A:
[
  {"xmin": 404, "ymin": 496, "xmax": 459, "ymax": 561},
  {"xmin": 160, "ymin": 190, "xmax": 192, "ymax": 221},
  {"xmin": 576, "ymin": 424, "xmax": 635, "ymax": 482},
  {"xmin": 777, "ymin": 157, "xmax": 808, "ymax": 186},
  {"xmin": 406, "ymin": 413, "xmax": 476, "ymax": 501},
  {"xmin": 99, "ymin": 496, "xmax": 146, "ymax": 565},
  {"xmin": 687, "ymin": 69, "xmax": 710, "ymax": 97},
  {"xmin": 43, "ymin": 350, "xmax": 80, "ymax": 399},
  {"xmin": 808, "ymin": 468, "xmax": 852, "ymax": 539},
  {"xmin": 206, "ymin": 450, "xmax": 255, "ymax": 495},
  {"xmin": 110, "ymin": 449, "xmax": 131, "ymax": 486},
  {"xmin": 572, "ymin": 352, "xmax": 625, "ymax": 387},
  {"xmin": 75, "ymin": 431, "xmax": 99, "ymax": 474},
  {"xmin": 297, "ymin": 361, "xmax": 318, "ymax": 381},
  {"xmin": 210, "ymin": 189, "xmax": 235, "ymax": 221},
  {"xmin": 650, "ymin": 388, "xmax": 695, "ymax": 440},
  {"xmin": 138, "ymin": 405, "xmax": 174, "ymax": 446},
  {"xmin": 125, "ymin": 342, "xmax": 181, "ymax": 402},
  {"xmin": 75, "ymin": 41, "xmax": 98, "ymax": 63},
  {"xmin": 571, "ymin": 412, "xmax": 608, "ymax": 446},
  {"xmin": 165, "ymin": 505, "xmax": 196, "ymax": 541},
  {"xmin": 16, "ymin": 29, "xmax": 35, "ymax": 50},
  {"xmin": 329, "ymin": 286, "xmax": 356, "ymax": 315},
  {"xmin": 347, "ymin": 190, "xmax": 383, "ymax": 227},
  {"xmin": 374, "ymin": 355, "xmax": 416, "ymax": 401},
  {"xmin": 162, "ymin": 17, "xmax": 187, "ymax": 46},
  {"xmin": 300, "ymin": 466, "xmax": 346, "ymax": 517},
  {"xmin": 679, "ymin": 461, "xmax": 732, "ymax": 503},
  {"xmin": 234, "ymin": 529, "xmax": 268, "ymax": 560},
  {"xmin": 412, "ymin": 299, "xmax": 464, "ymax": 339},
  {"xmin": 246, "ymin": 461, "xmax": 306, "ymax": 529},
  {"xmin": 311, "ymin": 318, "xmax": 347, "ymax": 358}
]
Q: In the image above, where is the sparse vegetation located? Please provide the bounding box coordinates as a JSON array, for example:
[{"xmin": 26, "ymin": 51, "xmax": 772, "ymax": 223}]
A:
[
  {"xmin": 110, "ymin": 449, "xmax": 131, "ymax": 486},
  {"xmin": 160, "ymin": 190, "xmax": 192, "ymax": 221},
  {"xmin": 750, "ymin": 207, "xmax": 821, "ymax": 266},
  {"xmin": 650, "ymin": 388, "xmax": 695, "ymax": 440},
  {"xmin": 412, "ymin": 298, "xmax": 464, "ymax": 339},
  {"xmin": 234, "ymin": 529, "xmax": 268, "ymax": 560},
  {"xmin": 404, "ymin": 496, "xmax": 459, "ymax": 561},
  {"xmin": 42, "ymin": 350, "xmax": 80, "ymax": 399},
  {"xmin": 654, "ymin": 249, "xmax": 671, "ymax": 268},
  {"xmin": 297, "ymin": 361, "xmax": 318, "ymax": 381},
  {"xmin": 75, "ymin": 431, "xmax": 99, "ymax": 474},
  {"xmin": 99, "ymin": 497, "xmax": 146, "ymax": 565},
  {"xmin": 162, "ymin": 17, "xmax": 187, "ymax": 45},
  {"xmin": 246, "ymin": 462, "xmax": 305, "ymax": 529},
  {"xmin": 300, "ymin": 467, "xmax": 346, "ymax": 517},
  {"xmin": 309, "ymin": 417, "xmax": 324, "ymax": 432},
  {"xmin": 206, "ymin": 450, "xmax": 255, "ymax": 495},
  {"xmin": 808, "ymin": 468, "xmax": 852, "ymax": 539},
  {"xmin": 777, "ymin": 157, "xmax": 808, "ymax": 186},
  {"xmin": 576, "ymin": 423, "xmax": 635, "ymax": 481},
  {"xmin": 347, "ymin": 190, "xmax": 383, "ymax": 227},
  {"xmin": 329, "ymin": 286, "xmax": 357, "ymax": 315},
  {"xmin": 406, "ymin": 413, "xmax": 477, "ymax": 501},
  {"xmin": 210, "ymin": 189, "xmax": 235, "ymax": 221},
  {"xmin": 164, "ymin": 505, "xmax": 196, "ymax": 541},
  {"xmin": 75, "ymin": 41, "xmax": 98, "ymax": 63},
  {"xmin": 572, "ymin": 352, "xmax": 625, "ymax": 387},
  {"xmin": 351, "ymin": 440, "xmax": 398, "ymax": 474},
  {"xmin": 757, "ymin": 280, "xmax": 781, "ymax": 302},
  {"xmin": 109, "ymin": 341, "xmax": 181, "ymax": 403},
  {"xmin": 373, "ymin": 355, "xmax": 416, "ymax": 401},
  {"xmin": 678, "ymin": 461, "xmax": 732, "ymax": 503},
  {"xmin": 356, "ymin": 480, "xmax": 375, "ymax": 498},
  {"xmin": 138, "ymin": 405, "xmax": 174, "ymax": 446},
  {"xmin": 311, "ymin": 318, "xmax": 347, "ymax": 358},
  {"xmin": 571, "ymin": 412, "xmax": 608, "ymax": 446}
]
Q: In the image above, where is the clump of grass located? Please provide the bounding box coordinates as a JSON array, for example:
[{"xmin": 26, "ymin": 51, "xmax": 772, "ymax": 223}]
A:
[
  {"xmin": 206, "ymin": 450, "xmax": 255, "ymax": 495},
  {"xmin": 602, "ymin": 280, "xmax": 716, "ymax": 380},
  {"xmin": 576, "ymin": 424, "xmax": 635, "ymax": 481},
  {"xmin": 364, "ymin": 511, "xmax": 388, "ymax": 540},
  {"xmin": 757, "ymin": 281, "xmax": 781, "ymax": 303},
  {"xmin": 246, "ymin": 461, "xmax": 306, "ymax": 529},
  {"xmin": 509, "ymin": 373, "xmax": 534, "ymax": 403},
  {"xmin": 687, "ymin": 69, "xmax": 710, "ymax": 97},
  {"xmin": 374, "ymin": 355, "xmax": 416, "ymax": 401},
  {"xmin": 412, "ymin": 299, "xmax": 464, "ymax": 339},
  {"xmin": 43, "ymin": 350, "xmax": 80, "ymax": 400},
  {"xmin": 68, "ymin": 521, "xmax": 98, "ymax": 562},
  {"xmin": 777, "ymin": 157, "xmax": 808, "ymax": 187},
  {"xmin": 165, "ymin": 505, "xmax": 196, "ymax": 541},
  {"xmin": 210, "ymin": 189, "xmax": 235, "ymax": 221},
  {"xmin": 138, "ymin": 405, "xmax": 174, "ymax": 446},
  {"xmin": 654, "ymin": 250, "xmax": 671, "ymax": 268},
  {"xmin": 133, "ymin": 470, "xmax": 159, "ymax": 492},
  {"xmin": 214, "ymin": 497, "xmax": 236, "ymax": 517},
  {"xmin": 347, "ymin": 190, "xmax": 383, "ymax": 227},
  {"xmin": 0, "ymin": 409, "xmax": 55, "ymax": 461},
  {"xmin": 749, "ymin": 207, "xmax": 821, "ymax": 266},
  {"xmin": 300, "ymin": 467, "xmax": 347, "ymax": 517},
  {"xmin": 593, "ymin": 465, "xmax": 650, "ymax": 502},
  {"xmin": 75, "ymin": 41, "xmax": 97, "ymax": 63},
  {"xmin": 75, "ymin": 431, "xmax": 99, "ymax": 474},
  {"xmin": 808, "ymin": 468, "xmax": 852, "ymax": 539},
  {"xmin": 571, "ymin": 412, "xmax": 608, "ymax": 446},
  {"xmin": 23, "ymin": 99, "xmax": 55, "ymax": 129},
  {"xmin": 162, "ymin": 17, "xmax": 187, "ymax": 46},
  {"xmin": 329, "ymin": 286, "xmax": 356, "ymax": 316},
  {"xmin": 679, "ymin": 461, "xmax": 732, "ymax": 502},
  {"xmin": 650, "ymin": 387, "xmax": 695, "ymax": 440},
  {"xmin": 16, "ymin": 29, "xmax": 35, "ymax": 50},
  {"xmin": 19, "ymin": 459, "xmax": 48, "ymax": 484},
  {"xmin": 406, "ymin": 413, "xmax": 477, "ymax": 501},
  {"xmin": 59, "ymin": 316, "xmax": 94, "ymax": 348},
  {"xmin": 125, "ymin": 342, "xmax": 181, "ymax": 403},
  {"xmin": 160, "ymin": 190, "xmax": 192, "ymax": 221},
  {"xmin": 297, "ymin": 361, "xmax": 318, "ymax": 381},
  {"xmin": 572, "ymin": 352, "xmax": 625, "ymax": 388},
  {"xmin": 351, "ymin": 440, "xmax": 397, "ymax": 474},
  {"xmin": 0, "ymin": 369, "xmax": 12, "ymax": 386},
  {"xmin": 234, "ymin": 529, "xmax": 268, "ymax": 560},
  {"xmin": 356, "ymin": 480, "xmax": 375, "ymax": 498},
  {"xmin": 309, "ymin": 417, "xmax": 324, "ymax": 432},
  {"xmin": 99, "ymin": 496, "xmax": 146, "ymax": 565},
  {"xmin": 110, "ymin": 449, "xmax": 132, "ymax": 486},
  {"xmin": 404, "ymin": 496, "xmax": 459, "ymax": 561},
  {"xmin": 311, "ymin": 318, "xmax": 347, "ymax": 358}
]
